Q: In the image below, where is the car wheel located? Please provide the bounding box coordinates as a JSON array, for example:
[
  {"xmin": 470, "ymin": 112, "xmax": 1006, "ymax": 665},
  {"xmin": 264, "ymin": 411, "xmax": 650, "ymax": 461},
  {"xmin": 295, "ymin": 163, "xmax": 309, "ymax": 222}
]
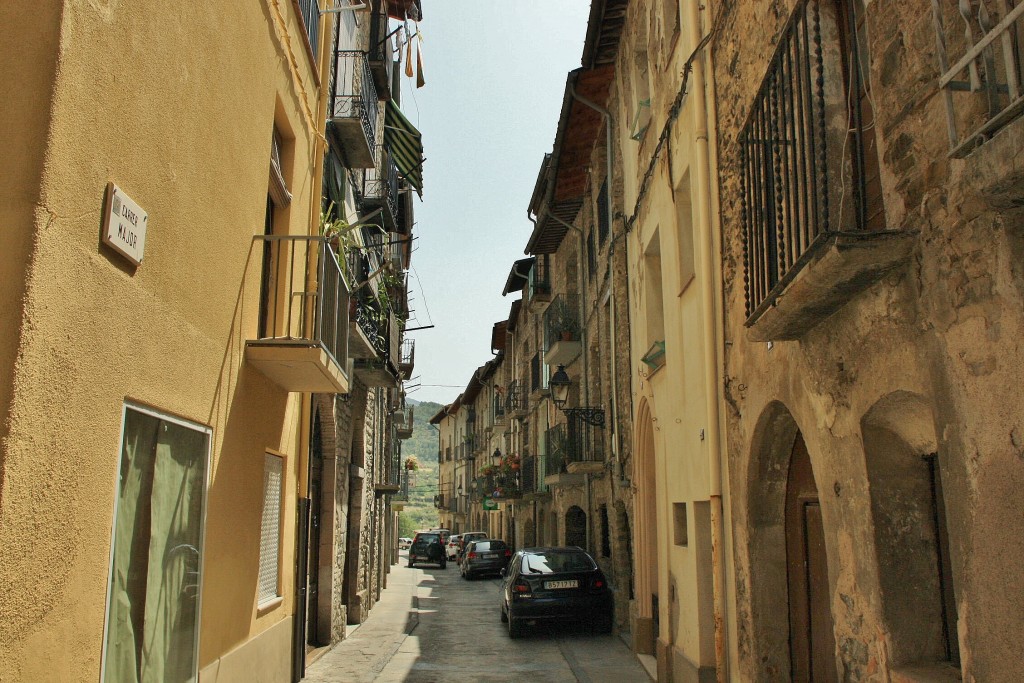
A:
[
  {"xmin": 408, "ymin": 561, "xmax": 414, "ymax": 568},
  {"xmin": 500, "ymin": 603, "xmax": 508, "ymax": 623},
  {"xmin": 440, "ymin": 560, "xmax": 447, "ymax": 569},
  {"xmin": 508, "ymin": 615, "xmax": 523, "ymax": 639}
]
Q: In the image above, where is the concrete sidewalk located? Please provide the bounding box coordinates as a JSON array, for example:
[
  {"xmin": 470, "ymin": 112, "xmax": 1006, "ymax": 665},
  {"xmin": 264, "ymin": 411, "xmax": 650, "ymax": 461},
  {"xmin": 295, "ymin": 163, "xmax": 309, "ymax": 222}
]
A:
[{"xmin": 303, "ymin": 561, "xmax": 421, "ymax": 683}]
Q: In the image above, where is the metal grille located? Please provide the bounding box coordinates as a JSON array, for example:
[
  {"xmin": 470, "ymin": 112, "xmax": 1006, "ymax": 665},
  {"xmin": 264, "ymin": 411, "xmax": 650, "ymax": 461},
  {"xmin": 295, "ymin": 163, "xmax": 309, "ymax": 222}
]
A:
[
  {"xmin": 933, "ymin": 0, "xmax": 1024, "ymax": 157},
  {"xmin": 331, "ymin": 51, "xmax": 378, "ymax": 148},
  {"xmin": 297, "ymin": 0, "xmax": 320, "ymax": 59},
  {"xmin": 258, "ymin": 453, "xmax": 283, "ymax": 604}
]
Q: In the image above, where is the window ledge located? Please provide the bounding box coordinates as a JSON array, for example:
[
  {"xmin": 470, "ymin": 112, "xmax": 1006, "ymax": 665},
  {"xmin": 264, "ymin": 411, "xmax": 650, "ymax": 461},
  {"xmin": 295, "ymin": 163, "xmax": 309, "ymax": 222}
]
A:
[
  {"xmin": 746, "ymin": 229, "xmax": 917, "ymax": 342},
  {"xmin": 257, "ymin": 596, "xmax": 284, "ymax": 617}
]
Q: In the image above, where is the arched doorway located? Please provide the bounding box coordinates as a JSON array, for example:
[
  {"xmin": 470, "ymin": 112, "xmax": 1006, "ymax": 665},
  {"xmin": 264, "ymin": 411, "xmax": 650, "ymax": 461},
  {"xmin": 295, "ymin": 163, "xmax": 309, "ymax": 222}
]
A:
[
  {"xmin": 565, "ymin": 506, "xmax": 587, "ymax": 548},
  {"xmin": 634, "ymin": 401, "xmax": 660, "ymax": 655},
  {"xmin": 786, "ymin": 433, "xmax": 837, "ymax": 682}
]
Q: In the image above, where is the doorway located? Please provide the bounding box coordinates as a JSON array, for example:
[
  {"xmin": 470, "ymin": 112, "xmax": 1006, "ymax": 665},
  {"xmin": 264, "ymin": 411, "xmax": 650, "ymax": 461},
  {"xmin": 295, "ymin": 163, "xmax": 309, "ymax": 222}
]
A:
[{"xmin": 785, "ymin": 433, "xmax": 837, "ymax": 682}]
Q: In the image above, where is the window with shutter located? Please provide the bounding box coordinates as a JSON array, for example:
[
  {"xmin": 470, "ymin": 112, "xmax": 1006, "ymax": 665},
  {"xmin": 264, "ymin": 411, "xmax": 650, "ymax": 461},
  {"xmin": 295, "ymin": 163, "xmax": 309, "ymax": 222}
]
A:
[{"xmin": 258, "ymin": 453, "xmax": 284, "ymax": 605}]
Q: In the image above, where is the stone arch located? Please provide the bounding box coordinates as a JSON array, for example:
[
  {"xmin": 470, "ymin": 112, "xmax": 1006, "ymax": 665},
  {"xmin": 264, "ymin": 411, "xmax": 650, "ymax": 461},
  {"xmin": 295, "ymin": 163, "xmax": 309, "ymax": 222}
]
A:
[
  {"xmin": 860, "ymin": 391, "xmax": 957, "ymax": 666},
  {"xmin": 565, "ymin": 505, "xmax": 587, "ymax": 548},
  {"xmin": 744, "ymin": 401, "xmax": 823, "ymax": 681}
]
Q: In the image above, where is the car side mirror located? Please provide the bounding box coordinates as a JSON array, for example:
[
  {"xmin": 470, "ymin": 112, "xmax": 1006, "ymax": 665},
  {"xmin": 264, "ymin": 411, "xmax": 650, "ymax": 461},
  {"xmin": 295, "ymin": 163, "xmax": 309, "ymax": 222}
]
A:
[{"xmin": 499, "ymin": 567, "xmax": 506, "ymax": 577}]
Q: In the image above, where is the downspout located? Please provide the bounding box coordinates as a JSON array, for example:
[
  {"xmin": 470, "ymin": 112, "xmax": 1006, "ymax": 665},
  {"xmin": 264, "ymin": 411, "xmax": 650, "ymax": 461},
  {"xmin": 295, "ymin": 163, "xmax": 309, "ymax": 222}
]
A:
[{"xmin": 686, "ymin": 1, "xmax": 729, "ymax": 679}]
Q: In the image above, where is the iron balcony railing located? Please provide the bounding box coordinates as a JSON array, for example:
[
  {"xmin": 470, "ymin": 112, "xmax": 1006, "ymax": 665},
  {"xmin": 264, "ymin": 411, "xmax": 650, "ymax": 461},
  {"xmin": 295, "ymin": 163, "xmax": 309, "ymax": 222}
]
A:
[
  {"xmin": 297, "ymin": 0, "xmax": 320, "ymax": 60},
  {"xmin": 393, "ymin": 469, "xmax": 409, "ymax": 502},
  {"xmin": 362, "ymin": 145, "xmax": 399, "ymax": 228},
  {"xmin": 739, "ymin": 0, "xmax": 882, "ymax": 322},
  {"xmin": 493, "ymin": 393, "xmax": 506, "ymax": 421},
  {"xmin": 506, "ymin": 379, "xmax": 528, "ymax": 414},
  {"xmin": 400, "ymin": 338, "xmax": 415, "ymax": 369},
  {"xmin": 933, "ymin": 0, "xmax": 1024, "ymax": 157},
  {"xmin": 544, "ymin": 418, "xmax": 603, "ymax": 477},
  {"xmin": 521, "ymin": 454, "xmax": 537, "ymax": 494},
  {"xmin": 367, "ymin": 1, "xmax": 395, "ymax": 100},
  {"xmin": 543, "ymin": 293, "xmax": 581, "ymax": 348},
  {"xmin": 255, "ymin": 236, "xmax": 349, "ymax": 367},
  {"xmin": 528, "ymin": 255, "xmax": 552, "ymax": 302},
  {"xmin": 545, "ymin": 424, "xmax": 567, "ymax": 477},
  {"xmin": 330, "ymin": 51, "xmax": 378, "ymax": 151},
  {"xmin": 394, "ymin": 406, "xmax": 414, "ymax": 438},
  {"xmin": 349, "ymin": 287, "xmax": 400, "ymax": 369}
]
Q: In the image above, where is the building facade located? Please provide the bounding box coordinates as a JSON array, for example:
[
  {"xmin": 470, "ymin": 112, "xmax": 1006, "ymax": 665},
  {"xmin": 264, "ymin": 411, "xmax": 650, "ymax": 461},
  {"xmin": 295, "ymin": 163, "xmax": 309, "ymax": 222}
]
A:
[
  {"xmin": 715, "ymin": 0, "xmax": 1024, "ymax": 681},
  {"xmin": 0, "ymin": 1, "xmax": 424, "ymax": 681}
]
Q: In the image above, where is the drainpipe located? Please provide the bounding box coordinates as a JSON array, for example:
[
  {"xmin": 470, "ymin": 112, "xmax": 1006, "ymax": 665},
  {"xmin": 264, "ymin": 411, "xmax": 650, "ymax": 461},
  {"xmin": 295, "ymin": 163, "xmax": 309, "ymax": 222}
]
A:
[{"xmin": 686, "ymin": 1, "xmax": 729, "ymax": 679}]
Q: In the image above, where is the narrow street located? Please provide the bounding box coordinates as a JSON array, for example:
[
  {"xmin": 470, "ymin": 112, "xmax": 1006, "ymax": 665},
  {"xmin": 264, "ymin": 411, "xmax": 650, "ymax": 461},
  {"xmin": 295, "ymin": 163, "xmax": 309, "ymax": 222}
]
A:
[{"xmin": 304, "ymin": 552, "xmax": 652, "ymax": 683}]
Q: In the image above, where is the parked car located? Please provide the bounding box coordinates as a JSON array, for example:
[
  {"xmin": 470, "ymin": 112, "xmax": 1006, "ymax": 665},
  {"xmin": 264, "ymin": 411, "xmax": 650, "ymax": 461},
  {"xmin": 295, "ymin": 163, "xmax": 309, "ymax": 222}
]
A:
[
  {"xmin": 429, "ymin": 528, "xmax": 451, "ymax": 545},
  {"xmin": 398, "ymin": 537, "xmax": 413, "ymax": 550},
  {"xmin": 408, "ymin": 531, "xmax": 446, "ymax": 569},
  {"xmin": 461, "ymin": 539, "xmax": 512, "ymax": 579},
  {"xmin": 456, "ymin": 531, "xmax": 488, "ymax": 561},
  {"xmin": 446, "ymin": 534, "xmax": 463, "ymax": 560},
  {"xmin": 500, "ymin": 546, "xmax": 613, "ymax": 638}
]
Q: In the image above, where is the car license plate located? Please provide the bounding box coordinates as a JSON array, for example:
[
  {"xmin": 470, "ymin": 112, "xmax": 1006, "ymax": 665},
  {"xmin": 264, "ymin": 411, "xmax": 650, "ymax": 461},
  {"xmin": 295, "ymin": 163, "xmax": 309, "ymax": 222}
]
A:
[
  {"xmin": 484, "ymin": 552, "xmax": 498, "ymax": 558},
  {"xmin": 544, "ymin": 580, "xmax": 578, "ymax": 589}
]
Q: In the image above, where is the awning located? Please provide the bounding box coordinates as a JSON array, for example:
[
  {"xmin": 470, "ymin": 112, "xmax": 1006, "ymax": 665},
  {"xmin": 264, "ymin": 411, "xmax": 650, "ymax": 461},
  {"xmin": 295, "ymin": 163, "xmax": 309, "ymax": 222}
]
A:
[{"xmin": 384, "ymin": 101, "xmax": 424, "ymax": 197}]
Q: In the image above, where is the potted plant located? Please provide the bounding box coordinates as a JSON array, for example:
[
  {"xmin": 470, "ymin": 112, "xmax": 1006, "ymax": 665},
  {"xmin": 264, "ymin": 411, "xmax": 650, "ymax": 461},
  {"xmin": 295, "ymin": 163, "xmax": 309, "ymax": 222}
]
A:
[
  {"xmin": 404, "ymin": 456, "xmax": 419, "ymax": 471},
  {"xmin": 547, "ymin": 296, "xmax": 579, "ymax": 342}
]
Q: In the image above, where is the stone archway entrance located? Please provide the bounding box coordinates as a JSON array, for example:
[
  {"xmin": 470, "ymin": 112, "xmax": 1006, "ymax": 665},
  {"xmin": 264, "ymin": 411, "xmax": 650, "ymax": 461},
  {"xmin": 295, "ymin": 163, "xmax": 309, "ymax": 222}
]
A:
[
  {"xmin": 565, "ymin": 506, "xmax": 586, "ymax": 548},
  {"xmin": 786, "ymin": 433, "xmax": 837, "ymax": 683}
]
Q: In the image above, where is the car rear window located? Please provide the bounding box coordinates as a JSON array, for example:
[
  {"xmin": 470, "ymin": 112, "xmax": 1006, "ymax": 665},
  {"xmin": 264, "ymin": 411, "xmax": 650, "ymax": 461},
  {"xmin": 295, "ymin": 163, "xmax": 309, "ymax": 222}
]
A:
[
  {"xmin": 521, "ymin": 551, "xmax": 596, "ymax": 574},
  {"xmin": 414, "ymin": 533, "xmax": 439, "ymax": 544},
  {"xmin": 470, "ymin": 540, "xmax": 507, "ymax": 552}
]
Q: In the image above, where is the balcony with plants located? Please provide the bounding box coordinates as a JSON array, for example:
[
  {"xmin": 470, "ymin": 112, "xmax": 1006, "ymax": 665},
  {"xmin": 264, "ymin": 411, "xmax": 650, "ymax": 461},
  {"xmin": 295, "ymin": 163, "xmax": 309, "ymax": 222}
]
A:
[
  {"xmin": 543, "ymin": 294, "xmax": 582, "ymax": 366},
  {"xmin": 327, "ymin": 50, "xmax": 378, "ymax": 169},
  {"xmin": 246, "ymin": 235, "xmax": 351, "ymax": 394},
  {"xmin": 476, "ymin": 452, "xmax": 522, "ymax": 501}
]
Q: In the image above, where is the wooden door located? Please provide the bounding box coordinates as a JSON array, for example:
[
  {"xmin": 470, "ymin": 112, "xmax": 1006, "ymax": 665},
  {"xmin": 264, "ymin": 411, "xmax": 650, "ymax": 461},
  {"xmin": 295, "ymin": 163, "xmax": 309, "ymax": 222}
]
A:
[{"xmin": 786, "ymin": 434, "xmax": 837, "ymax": 682}]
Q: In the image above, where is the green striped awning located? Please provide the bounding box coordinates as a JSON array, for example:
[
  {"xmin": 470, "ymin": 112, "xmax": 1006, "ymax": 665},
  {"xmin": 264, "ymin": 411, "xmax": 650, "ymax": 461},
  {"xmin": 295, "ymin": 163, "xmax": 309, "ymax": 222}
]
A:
[{"xmin": 384, "ymin": 101, "xmax": 424, "ymax": 197}]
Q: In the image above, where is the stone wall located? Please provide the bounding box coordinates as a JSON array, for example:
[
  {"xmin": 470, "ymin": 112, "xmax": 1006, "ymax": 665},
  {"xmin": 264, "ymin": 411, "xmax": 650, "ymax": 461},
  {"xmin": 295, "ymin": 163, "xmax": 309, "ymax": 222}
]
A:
[{"xmin": 714, "ymin": 1, "xmax": 1024, "ymax": 680}]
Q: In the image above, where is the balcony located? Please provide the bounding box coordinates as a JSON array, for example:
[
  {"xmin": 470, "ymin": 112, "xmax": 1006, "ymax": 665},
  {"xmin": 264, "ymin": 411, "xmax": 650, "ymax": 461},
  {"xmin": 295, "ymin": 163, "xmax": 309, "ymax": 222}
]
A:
[
  {"xmin": 246, "ymin": 236, "xmax": 350, "ymax": 394},
  {"xmin": 353, "ymin": 307, "xmax": 400, "ymax": 387},
  {"xmin": 492, "ymin": 394, "xmax": 507, "ymax": 428},
  {"xmin": 394, "ymin": 405, "xmax": 414, "ymax": 439},
  {"xmin": 399, "ymin": 338, "xmax": 415, "ymax": 376},
  {"xmin": 361, "ymin": 145, "xmax": 400, "ymax": 231},
  {"xmin": 505, "ymin": 379, "xmax": 528, "ymax": 419},
  {"xmin": 543, "ymin": 294, "xmax": 582, "ymax": 366},
  {"xmin": 527, "ymin": 255, "xmax": 552, "ymax": 312},
  {"xmin": 367, "ymin": 2, "xmax": 395, "ymax": 101},
  {"xmin": 933, "ymin": 1, "xmax": 1024, "ymax": 158},
  {"xmin": 327, "ymin": 51, "xmax": 378, "ymax": 169},
  {"xmin": 739, "ymin": 0, "xmax": 914, "ymax": 341}
]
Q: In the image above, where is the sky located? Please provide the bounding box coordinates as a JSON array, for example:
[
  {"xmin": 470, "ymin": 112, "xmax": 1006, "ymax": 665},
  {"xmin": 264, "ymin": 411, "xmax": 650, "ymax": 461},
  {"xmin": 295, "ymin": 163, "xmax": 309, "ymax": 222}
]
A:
[{"xmin": 395, "ymin": 1, "xmax": 592, "ymax": 406}]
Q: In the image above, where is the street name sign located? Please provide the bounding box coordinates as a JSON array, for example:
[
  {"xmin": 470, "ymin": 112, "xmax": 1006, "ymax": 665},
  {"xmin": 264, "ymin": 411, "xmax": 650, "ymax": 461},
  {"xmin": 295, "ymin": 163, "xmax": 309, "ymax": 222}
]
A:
[{"xmin": 102, "ymin": 182, "xmax": 148, "ymax": 266}]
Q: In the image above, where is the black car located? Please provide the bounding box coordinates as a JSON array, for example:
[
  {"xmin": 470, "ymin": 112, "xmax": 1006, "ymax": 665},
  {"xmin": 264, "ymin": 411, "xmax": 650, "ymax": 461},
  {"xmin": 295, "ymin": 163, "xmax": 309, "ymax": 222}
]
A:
[
  {"xmin": 461, "ymin": 539, "xmax": 511, "ymax": 579},
  {"xmin": 500, "ymin": 546, "xmax": 613, "ymax": 638},
  {"xmin": 408, "ymin": 531, "xmax": 447, "ymax": 569}
]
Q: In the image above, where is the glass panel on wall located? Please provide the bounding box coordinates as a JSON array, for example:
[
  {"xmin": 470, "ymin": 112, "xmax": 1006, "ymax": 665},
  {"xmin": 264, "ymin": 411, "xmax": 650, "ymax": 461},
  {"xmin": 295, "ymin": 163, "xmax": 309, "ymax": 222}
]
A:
[{"xmin": 102, "ymin": 406, "xmax": 210, "ymax": 683}]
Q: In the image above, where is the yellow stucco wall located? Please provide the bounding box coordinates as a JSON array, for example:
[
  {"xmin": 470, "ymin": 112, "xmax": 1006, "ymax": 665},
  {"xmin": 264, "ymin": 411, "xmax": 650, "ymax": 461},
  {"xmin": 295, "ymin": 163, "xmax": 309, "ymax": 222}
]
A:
[{"xmin": 0, "ymin": 2, "xmax": 328, "ymax": 679}]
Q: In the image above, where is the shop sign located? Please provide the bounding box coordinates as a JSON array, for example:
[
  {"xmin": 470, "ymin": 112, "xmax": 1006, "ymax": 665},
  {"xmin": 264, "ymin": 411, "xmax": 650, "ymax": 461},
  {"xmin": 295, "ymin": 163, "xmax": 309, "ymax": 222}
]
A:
[{"xmin": 482, "ymin": 497, "xmax": 498, "ymax": 511}]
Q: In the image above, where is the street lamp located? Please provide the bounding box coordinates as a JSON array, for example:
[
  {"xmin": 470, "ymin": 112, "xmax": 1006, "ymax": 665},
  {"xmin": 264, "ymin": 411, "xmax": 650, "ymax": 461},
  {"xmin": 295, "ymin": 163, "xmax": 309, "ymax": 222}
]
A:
[
  {"xmin": 492, "ymin": 447, "xmax": 502, "ymax": 461},
  {"xmin": 547, "ymin": 364, "xmax": 606, "ymax": 427},
  {"xmin": 457, "ymin": 484, "xmax": 463, "ymax": 497}
]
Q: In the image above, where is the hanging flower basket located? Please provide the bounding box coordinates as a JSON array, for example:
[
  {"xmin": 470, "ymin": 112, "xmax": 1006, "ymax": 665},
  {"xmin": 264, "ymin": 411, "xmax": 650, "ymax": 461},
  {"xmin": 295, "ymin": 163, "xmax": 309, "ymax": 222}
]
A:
[{"xmin": 404, "ymin": 456, "xmax": 419, "ymax": 471}]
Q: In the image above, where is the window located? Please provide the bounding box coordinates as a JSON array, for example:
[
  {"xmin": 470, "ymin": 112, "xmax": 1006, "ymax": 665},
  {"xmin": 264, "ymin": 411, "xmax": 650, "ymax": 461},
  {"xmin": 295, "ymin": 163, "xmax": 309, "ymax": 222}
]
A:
[
  {"xmin": 587, "ymin": 228, "xmax": 597, "ymax": 281},
  {"xmin": 258, "ymin": 453, "xmax": 284, "ymax": 606},
  {"xmin": 102, "ymin": 405, "xmax": 210, "ymax": 682},
  {"xmin": 675, "ymin": 174, "xmax": 695, "ymax": 293},
  {"xmin": 643, "ymin": 229, "xmax": 666, "ymax": 349},
  {"xmin": 597, "ymin": 180, "xmax": 610, "ymax": 244},
  {"xmin": 673, "ymin": 502, "xmax": 688, "ymax": 546}
]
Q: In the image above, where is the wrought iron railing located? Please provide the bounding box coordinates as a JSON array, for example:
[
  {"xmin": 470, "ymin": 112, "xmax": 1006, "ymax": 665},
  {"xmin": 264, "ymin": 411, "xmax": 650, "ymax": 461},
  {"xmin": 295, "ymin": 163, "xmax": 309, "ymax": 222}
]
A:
[
  {"xmin": 506, "ymin": 379, "xmax": 528, "ymax": 414},
  {"xmin": 493, "ymin": 393, "xmax": 506, "ymax": 421},
  {"xmin": 521, "ymin": 454, "xmax": 537, "ymax": 494},
  {"xmin": 739, "ymin": 0, "xmax": 881, "ymax": 321},
  {"xmin": 528, "ymin": 255, "xmax": 551, "ymax": 301},
  {"xmin": 933, "ymin": 0, "xmax": 1024, "ymax": 157},
  {"xmin": 254, "ymin": 236, "xmax": 349, "ymax": 367},
  {"xmin": 545, "ymin": 424, "xmax": 567, "ymax": 476},
  {"xmin": 544, "ymin": 293, "xmax": 581, "ymax": 347},
  {"xmin": 331, "ymin": 51, "xmax": 378, "ymax": 149},
  {"xmin": 363, "ymin": 145, "xmax": 399, "ymax": 225},
  {"xmin": 400, "ymin": 338, "xmax": 415, "ymax": 367}
]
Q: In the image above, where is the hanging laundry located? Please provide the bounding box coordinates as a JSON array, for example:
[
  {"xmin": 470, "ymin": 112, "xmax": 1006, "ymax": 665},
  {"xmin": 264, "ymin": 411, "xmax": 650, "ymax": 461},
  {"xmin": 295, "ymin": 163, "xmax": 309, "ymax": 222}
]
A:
[{"xmin": 405, "ymin": 29, "xmax": 415, "ymax": 78}]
